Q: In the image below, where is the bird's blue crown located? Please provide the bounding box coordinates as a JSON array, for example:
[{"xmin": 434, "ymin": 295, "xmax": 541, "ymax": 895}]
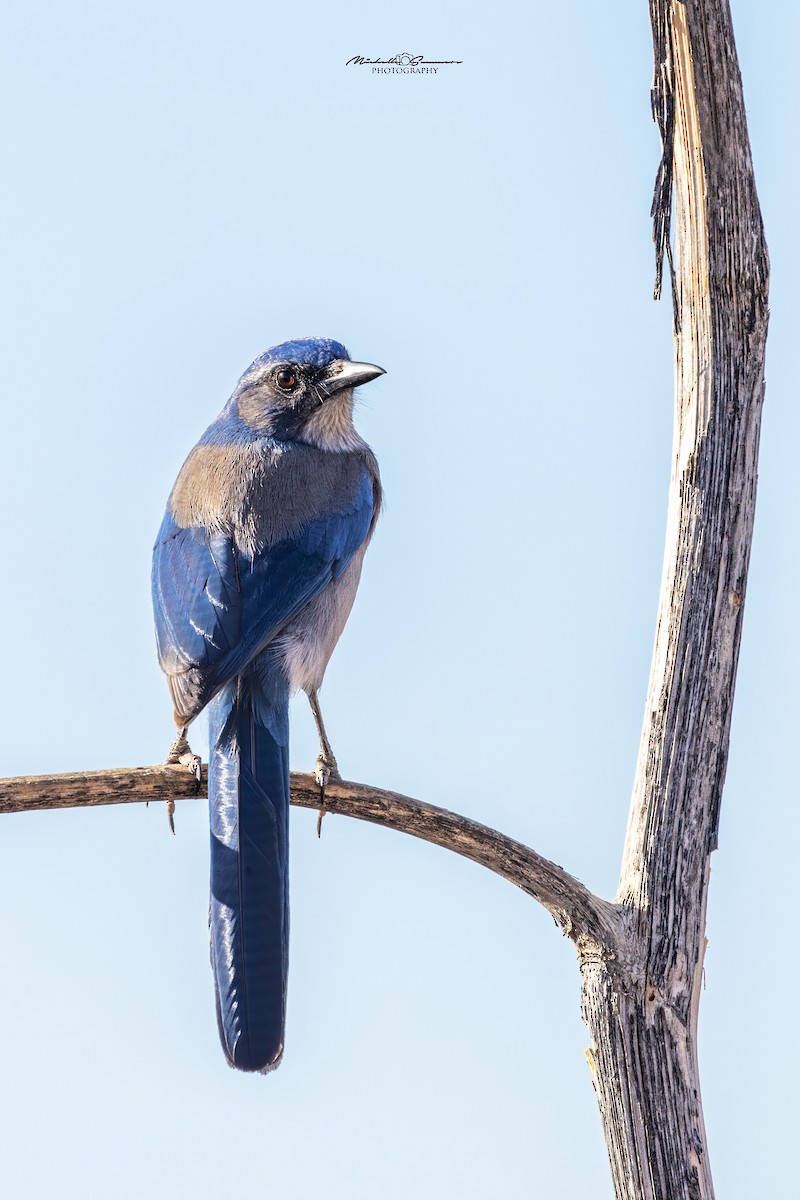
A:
[{"xmin": 243, "ymin": 337, "xmax": 350, "ymax": 380}]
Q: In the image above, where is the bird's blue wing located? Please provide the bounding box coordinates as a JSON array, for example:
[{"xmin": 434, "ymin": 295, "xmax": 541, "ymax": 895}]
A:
[
  {"xmin": 152, "ymin": 465, "xmax": 374, "ymax": 722},
  {"xmin": 153, "ymin": 517, "xmax": 242, "ymax": 679}
]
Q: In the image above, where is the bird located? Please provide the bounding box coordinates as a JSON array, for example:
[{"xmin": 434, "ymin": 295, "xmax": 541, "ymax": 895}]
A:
[{"xmin": 151, "ymin": 336, "xmax": 384, "ymax": 1072}]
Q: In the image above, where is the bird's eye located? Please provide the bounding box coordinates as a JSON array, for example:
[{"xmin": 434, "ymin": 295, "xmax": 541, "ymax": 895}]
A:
[{"xmin": 275, "ymin": 368, "xmax": 298, "ymax": 392}]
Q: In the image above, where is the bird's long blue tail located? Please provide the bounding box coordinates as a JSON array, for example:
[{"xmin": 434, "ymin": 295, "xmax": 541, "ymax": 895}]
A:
[{"xmin": 207, "ymin": 665, "xmax": 290, "ymax": 1072}]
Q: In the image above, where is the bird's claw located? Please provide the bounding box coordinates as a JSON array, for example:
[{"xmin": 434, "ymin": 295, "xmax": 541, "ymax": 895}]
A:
[
  {"xmin": 177, "ymin": 750, "xmax": 202, "ymax": 781},
  {"xmin": 162, "ymin": 728, "xmax": 202, "ymax": 834},
  {"xmin": 314, "ymin": 753, "xmax": 339, "ymax": 791},
  {"xmin": 314, "ymin": 754, "xmax": 340, "ymax": 838}
]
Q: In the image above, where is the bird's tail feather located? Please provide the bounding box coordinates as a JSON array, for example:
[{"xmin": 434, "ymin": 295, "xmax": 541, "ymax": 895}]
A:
[{"xmin": 207, "ymin": 669, "xmax": 290, "ymax": 1072}]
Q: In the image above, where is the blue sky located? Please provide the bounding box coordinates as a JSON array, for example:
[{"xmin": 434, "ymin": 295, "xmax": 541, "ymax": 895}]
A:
[{"xmin": 0, "ymin": 3, "xmax": 797, "ymax": 1196}]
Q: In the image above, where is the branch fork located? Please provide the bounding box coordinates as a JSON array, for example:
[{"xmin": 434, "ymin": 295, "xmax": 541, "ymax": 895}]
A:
[{"xmin": 0, "ymin": 2, "xmax": 770, "ymax": 1196}]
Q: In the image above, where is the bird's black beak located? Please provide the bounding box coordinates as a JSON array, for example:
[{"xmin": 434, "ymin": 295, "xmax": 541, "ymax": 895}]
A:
[{"xmin": 317, "ymin": 359, "xmax": 385, "ymax": 398}]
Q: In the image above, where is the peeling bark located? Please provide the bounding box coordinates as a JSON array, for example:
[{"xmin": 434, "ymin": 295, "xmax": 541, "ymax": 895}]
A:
[
  {"xmin": 579, "ymin": 2, "xmax": 769, "ymax": 1196},
  {"xmin": 0, "ymin": 2, "xmax": 768, "ymax": 1195}
]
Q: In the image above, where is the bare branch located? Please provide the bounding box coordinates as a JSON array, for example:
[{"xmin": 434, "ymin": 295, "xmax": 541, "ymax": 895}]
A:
[
  {"xmin": 298, "ymin": 777, "xmax": 623, "ymax": 949},
  {"xmin": 0, "ymin": 764, "xmax": 205, "ymax": 815},
  {"xmin": 0, "ymin": 10, "xmax": 769, "ymax": 1194},
  {"xmin": 0, "ymin": 765, "xmax": 621, "ymax": 950}
]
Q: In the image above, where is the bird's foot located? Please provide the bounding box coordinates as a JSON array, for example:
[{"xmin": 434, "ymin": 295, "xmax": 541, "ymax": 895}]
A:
[
  {"xmin": 314, "ymin": 753, "xmax": 341, "ymax": 838},
  {"xmin": 162, "ymin": 727, "xmax": 202, "ymax": 834},
  {"xmin": 165, "ymin": 729, "xmax": 202, "ymax": 778},
  {"xmin": 314, "ymin": 752, "xmax": 340, "ymax": 791}
]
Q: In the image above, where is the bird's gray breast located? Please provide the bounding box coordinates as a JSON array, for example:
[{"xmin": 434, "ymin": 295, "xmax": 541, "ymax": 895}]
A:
[
  {"xmin": 169, "ymin": 435, "xmax": 379, "ymax": 693},
  {"xmin": 274, "ymin": 541, "xmax": 370, "ymax": 695},
  {"xmin": 169, "ymin": 438, "xmax": 371, "ymax": 555}
]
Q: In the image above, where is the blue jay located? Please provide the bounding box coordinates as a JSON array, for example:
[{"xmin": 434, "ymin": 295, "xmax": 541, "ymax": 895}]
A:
[{"xmin": 152, "ymin": 337, "xmax": 383, "ymax": 1072}]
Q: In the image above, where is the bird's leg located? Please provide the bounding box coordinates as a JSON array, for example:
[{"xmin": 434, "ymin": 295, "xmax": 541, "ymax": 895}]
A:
[
  {"xmin": 162, "ymin": 724, "xmax": 202, "ymax": 834},
  {"xmin": 307, "ymin": 690, "xmax": 340, "ymax": 837},
  {"xmin": 308, "ymin": 690, "xmax": 340, "ymax": 785}
]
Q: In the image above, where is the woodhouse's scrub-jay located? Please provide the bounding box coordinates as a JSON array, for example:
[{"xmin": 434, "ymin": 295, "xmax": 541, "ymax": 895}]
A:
[{"xmin": 152, "ymin": 337, "xmax": 383, "ymax": 1072}]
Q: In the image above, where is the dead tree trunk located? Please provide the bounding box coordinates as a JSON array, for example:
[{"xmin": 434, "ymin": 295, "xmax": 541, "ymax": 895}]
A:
[
  {"xmin": 0, "ymin": 2, "xmax": 768, "ymax": 1197},
  {"xmin": 580, "ymin": 2, "xmax": 768, "ymax": 1197}
]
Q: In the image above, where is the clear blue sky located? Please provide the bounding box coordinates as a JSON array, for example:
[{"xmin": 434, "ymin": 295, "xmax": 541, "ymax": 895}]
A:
[{"xmin": 0, "ymin": 3, "xmax": 797, "ymax": 1196}]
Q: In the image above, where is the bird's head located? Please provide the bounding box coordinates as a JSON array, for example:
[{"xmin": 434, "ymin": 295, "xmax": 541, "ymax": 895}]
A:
[{"xmin": 232, "ymin": 337, "xmax": 385, "ymax": 443}]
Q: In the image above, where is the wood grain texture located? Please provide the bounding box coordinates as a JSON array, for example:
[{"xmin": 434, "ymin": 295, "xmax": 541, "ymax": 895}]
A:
[
  {"xmin": 0, "ymin": 3, "xmax": 768, "ymax": 1193},
  {"xmin": 0, "ymin": 765, "xmax": 621, "ymax": 950},
  {"xmin": 0, "ymin": 764, "xmax": 205, "ymax": 812},
  {"xmin": 580, "ymin": 2, "xmax": 769, "ymax": 1197}
]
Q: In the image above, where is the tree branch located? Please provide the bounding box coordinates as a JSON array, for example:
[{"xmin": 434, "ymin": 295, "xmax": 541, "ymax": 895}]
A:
[
  {"xmin": 0, "ymin": 9, "xmax": 769, "ymax": 1195},
  {"xmin": 0, "ymin": 765, "xmax": 622, "ymax": 951}
]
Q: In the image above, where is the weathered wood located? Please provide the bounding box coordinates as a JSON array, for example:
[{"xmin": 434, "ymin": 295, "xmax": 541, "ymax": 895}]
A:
[
  {"xmin": 579, "ymin": 2, "xmax": 770, "ymax": 1197},
  {"xmin": 0, "ymin": 3, "xmax": 768, "ymax": 1194},
  {"xmin": 0, "ymin": 764, "xmax": 206, "ymax": 813},
  {"xmin": 0, "ymin": 765, "xmax": 621, "ymax": 949}
]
